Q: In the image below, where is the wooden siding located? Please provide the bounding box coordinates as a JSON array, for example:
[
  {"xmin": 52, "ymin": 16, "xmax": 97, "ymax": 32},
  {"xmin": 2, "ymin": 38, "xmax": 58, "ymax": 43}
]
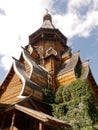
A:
[
  {"xmin": 0, "ymin": 73, "xmax": 22, "ymax": 104},
  {"xmin": 23, "ymin": 86, "xmax": 43, "ymax": 100},
  {"xmin": 32, "ymin": 90, "xmax": 43, "ymax": 100},
  {"xmin": 56, "ymin": 70, "xmax": 76, "ymax": 87},
  {"xmin": 44, "ymin": 57, "xmax": 60, "ymax": 75},
  {"xmin": 30, "ymin": 52, "xmax": 39, "ymax": 63},
  {"xmin": 53, "ymin": 58, "xmax": 61, "ymax": 75},
  {"xmin": 30, "ymin": 72, "xmax": 48, "ymax": 88},
  {"xmin": 44, "ymin": 58, "xmax": 51, "ymax": 72},
  {"xmin": 22, "ymin": 59, "xmax": 31, "ymax": 76},
  {"xmin": 44, "ymin": 40, "xmax": 65, "ymax": 59},
  {"xmin": 62, "ymin": 54, "xmax": 71, "ymax": 62},
  {"xmin": 33, "ymin": 40, "xmax": 65, "ymax": 62}
]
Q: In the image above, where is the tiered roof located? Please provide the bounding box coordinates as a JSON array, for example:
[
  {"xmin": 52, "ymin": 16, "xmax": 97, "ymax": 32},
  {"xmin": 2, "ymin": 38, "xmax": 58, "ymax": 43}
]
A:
[{"xmin": 0, "ymin": 11, "xmax": 98, "ymax": 130}]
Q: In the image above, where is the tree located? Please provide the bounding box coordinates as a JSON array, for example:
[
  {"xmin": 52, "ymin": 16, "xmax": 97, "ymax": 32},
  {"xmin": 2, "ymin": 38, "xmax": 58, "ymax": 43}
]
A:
[
  {"xmin": 43, "ymin": 86, "xmax": 54, "ymax": 104},
  {"xmin": 52, "ymin": 79, "xmax": 98, "ymax": 130}
]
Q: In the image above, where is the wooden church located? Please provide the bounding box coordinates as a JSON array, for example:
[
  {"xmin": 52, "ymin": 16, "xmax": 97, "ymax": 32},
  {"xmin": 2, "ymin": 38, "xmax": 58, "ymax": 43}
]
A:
[{"xmin": 0, "ymin": 11, "xmax": 98, "ymax": 130}]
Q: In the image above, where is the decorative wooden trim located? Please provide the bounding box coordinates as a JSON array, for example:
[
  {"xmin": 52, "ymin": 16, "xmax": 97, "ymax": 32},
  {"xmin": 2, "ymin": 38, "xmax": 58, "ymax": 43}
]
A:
[
  {"xmin": 13, "ymin": 60, "xmax": 26, "ymax": 97},
  {"xmin": 22, "ymin": 49, "xmax": 33, "ymax": 78}
]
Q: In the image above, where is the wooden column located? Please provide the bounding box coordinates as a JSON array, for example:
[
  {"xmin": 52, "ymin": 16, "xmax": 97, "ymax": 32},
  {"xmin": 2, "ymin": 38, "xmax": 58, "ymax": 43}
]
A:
[{"xmin": 39, "ymin": 122, "xmax": 44, "ymax": 130}]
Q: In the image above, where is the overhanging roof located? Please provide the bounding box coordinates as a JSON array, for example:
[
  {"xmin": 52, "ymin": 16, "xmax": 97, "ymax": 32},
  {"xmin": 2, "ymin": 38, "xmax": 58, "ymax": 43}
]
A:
[
  {"xmin": 15, "ymin": 104, "xmax": 71, "ymax": 128},
  {"xmin": 57, "ymin": 52, "xmax": 79, "ymax": 76},
  {"xmin": 29, "ymin": 28, "xmax": 67, "ymax": 47}
]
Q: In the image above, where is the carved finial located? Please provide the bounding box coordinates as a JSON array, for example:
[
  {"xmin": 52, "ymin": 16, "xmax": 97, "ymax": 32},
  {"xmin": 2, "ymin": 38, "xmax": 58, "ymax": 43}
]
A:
[
  {"xmin": 85, "ymin": 59, "xmax": 90, "ymax": 62},
  {"xmin": 21, "ymin": 46, "xmax": 27, "ymax": 51},
  {"xmin": 45, "ymin": 8, "xmax": 48, "ymax": 14},
  {"xmin": 43, "ymin": 9, "xmax": 52, "ymax": 22},
  {"xmin": 12, "ymin": 56, "xmax": 16, "ymax": 60},
  {"xmin": 12, "ymin": 56, "xmax": 19, "ymax": 61},
  {"xmin": 21, "ymin": 46, "xmax": 25, "ymax": 50}
]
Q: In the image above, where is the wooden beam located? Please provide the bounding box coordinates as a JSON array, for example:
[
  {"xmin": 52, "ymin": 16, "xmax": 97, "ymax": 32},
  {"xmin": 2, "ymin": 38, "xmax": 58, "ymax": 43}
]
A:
[{"xmin": 39, "ymin": 122, "xmax": 44, "ymax": 130}]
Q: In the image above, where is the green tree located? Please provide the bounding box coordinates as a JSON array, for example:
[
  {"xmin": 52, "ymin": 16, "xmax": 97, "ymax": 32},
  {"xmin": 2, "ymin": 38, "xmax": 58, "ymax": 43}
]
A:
[
  {"xmin": 54, "ymin": 86, "xmax": 64, "ymax": 104},
  {"xmin": 43, "ymin": 86, "xmax": 54, "ymax": 104},
  {"xmin": 53, "ymin": 79, "xmax": 98, "ymax": 130}
]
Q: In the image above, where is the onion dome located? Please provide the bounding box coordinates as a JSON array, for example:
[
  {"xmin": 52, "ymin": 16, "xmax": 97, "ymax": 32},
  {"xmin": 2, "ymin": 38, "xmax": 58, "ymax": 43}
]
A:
[
  {"xmin": 43, "ymin": 12, "xmax": 52, "ymax": 23},
  {"xmin": 41, "ymin": 10, "xmax": 55, "ymax": 29}
]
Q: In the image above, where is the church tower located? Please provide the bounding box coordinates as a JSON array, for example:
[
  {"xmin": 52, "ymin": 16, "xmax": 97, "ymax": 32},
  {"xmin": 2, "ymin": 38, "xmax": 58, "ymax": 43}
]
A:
[
  {"xmin": 28, "ymin": 11, "xmax": 71, "ymax": 91},
  {"xmin": 0, "ymin": 11, "xmax": 98, "ymax": 130}
]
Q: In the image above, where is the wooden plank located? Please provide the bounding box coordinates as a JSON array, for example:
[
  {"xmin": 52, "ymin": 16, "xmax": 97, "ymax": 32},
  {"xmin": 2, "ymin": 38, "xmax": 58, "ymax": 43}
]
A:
[{"xmin": 39, "ymin": 122, "xmax": 44, "ymax": 130}]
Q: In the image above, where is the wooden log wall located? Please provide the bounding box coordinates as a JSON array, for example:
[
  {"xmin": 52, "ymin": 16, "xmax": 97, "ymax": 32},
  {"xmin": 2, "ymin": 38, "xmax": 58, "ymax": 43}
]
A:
[
  {"xmin": 44, "ymin": 58, "xmax": 51, "ymax": 72},
  {"xmin": 30, "ymin": 52, "xmax": 39, "ymax": 64},
  {"xmin": 32, "ymin": 90, "xmax": 43, "ymax": 100},
  {"xmin": 56, "ymin": 70, "xmax": 76, "ymax": 87},
  {"xmin": 53, "ymin": 58, "xmax": 61, "ymax": 75},
  {"xmin": 30, "ymin": 72, "xmax": 48, "ymax": 88},
  {"xmin": 0, "ymin": 74, "xmax": 22, "ymax": 104},
  {"xmin": 44, "ymin": 40, "xmax": 65, "ymax": 59},
  {"xmin": 22, "ymin": 58, "xmax": 31, "ymax": 76},
  {"xmin": 33, "ymin": 40, "xmax": 65, "ymax": 63}
]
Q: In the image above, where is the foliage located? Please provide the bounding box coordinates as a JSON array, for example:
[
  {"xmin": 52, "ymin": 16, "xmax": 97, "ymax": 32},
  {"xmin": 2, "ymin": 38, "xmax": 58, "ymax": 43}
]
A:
[
  {"xmin": 74, "ymin": 64, "xmax": 82, "ymax": 78},
  {"xmin": 52, "ymin": 79, "xmax": 98, "ymax": 130},
  {"xmin": 54, "ymin": 86, "xmax": 64, "ymax": 104},
  {"xmin": 43, "ymin": 86, "xmax": 54, "ymax": 104},
  {"xmin": 62, "ymin": 88, "xmax": 71, "ymax": 102},
  {"xmin": 52, "ymin": 103, "xmax": 68, "ymax": 118}
]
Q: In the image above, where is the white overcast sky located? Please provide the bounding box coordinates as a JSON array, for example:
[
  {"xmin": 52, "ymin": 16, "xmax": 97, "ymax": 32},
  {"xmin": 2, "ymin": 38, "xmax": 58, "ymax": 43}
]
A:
[{"xmin": 0, "ymin": 0, "xmax": 98, "ymax": 83}]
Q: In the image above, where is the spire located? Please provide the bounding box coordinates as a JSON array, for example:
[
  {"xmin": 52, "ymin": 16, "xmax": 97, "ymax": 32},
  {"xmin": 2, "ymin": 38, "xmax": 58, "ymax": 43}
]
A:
[{"xmin": 41, "ymin": 10, "xmax": 55, "ymax": 29}]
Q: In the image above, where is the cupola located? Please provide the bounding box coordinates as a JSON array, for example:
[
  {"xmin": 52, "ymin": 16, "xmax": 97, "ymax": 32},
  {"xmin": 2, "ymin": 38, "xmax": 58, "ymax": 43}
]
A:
[{"xmin": 43, "ymin": 12, "xmax": 52, "ymax": 23}]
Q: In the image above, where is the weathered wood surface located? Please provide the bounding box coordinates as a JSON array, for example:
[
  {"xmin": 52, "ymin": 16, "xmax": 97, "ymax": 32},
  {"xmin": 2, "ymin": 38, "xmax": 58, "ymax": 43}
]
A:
[{"xmin": 0, "ymin": 73, "xmax": 22, "ymax": 104}]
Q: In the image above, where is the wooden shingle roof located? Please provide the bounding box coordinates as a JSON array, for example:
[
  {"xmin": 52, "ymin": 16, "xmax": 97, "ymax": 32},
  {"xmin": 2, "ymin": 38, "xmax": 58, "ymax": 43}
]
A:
[
  {"xmin": 22, "ymin": 49, "xmax": 48, "ymax": 77},
  {"xmin": 41, "ymin": 19, "xmax": 55, "ymax": 29},
  {"xmin": 80, "ymin": 60, "xmax": 89, "ymax": 80},
  {"xmin": 57, "ymin": 52, "xmax": 79, "ymax": 76},
  {"xmin": 13, "ymin": 59, "xmax": 43, "ymax": 95}
]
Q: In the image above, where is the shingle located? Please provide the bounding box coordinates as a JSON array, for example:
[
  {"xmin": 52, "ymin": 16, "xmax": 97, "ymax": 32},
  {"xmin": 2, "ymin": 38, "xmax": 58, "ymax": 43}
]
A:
[{"xmin": 57, "ymin": 52, "xmax": 79, "ymax": 76}]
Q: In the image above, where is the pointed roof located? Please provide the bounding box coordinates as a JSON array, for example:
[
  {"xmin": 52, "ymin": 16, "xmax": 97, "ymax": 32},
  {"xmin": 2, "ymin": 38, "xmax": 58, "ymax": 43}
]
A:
[
  {"xmin": 29, "ymin": 13, "xmax": 67, "ymax": 47},
  {"xmin": 57, "ymin": 51, "xmax": 80, "ymax": 76}
]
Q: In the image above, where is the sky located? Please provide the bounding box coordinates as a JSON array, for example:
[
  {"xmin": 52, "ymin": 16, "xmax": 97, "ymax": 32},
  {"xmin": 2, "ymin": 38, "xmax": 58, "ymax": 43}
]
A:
[{"xmin": 0, "ymin": 0, "xmax": 98, "ymax": 84}]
